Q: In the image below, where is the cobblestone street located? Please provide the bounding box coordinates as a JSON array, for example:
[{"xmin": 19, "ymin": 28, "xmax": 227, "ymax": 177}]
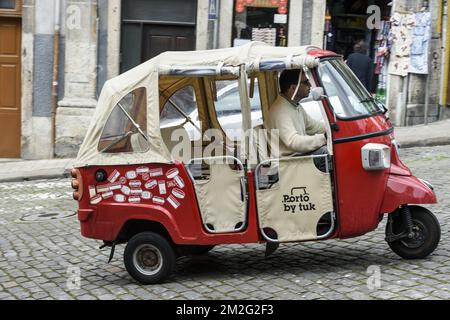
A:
[{"xmin": 0, "ymin": 145, "xmax": 449, "ymax": 300}]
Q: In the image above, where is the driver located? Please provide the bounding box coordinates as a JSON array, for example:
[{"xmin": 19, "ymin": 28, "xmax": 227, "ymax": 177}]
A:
[{"xmin": 267, "ymin": 69, "xmax": 327, "ymax": 157}]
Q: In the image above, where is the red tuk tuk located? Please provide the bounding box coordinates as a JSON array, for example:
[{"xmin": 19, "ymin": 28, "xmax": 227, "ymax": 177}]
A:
[{"xmin": 71, "ymin": 42, "xmax": 440, "ymax": 284}]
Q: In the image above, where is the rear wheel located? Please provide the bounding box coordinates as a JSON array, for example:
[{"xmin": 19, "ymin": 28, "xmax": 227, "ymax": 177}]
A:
[
  {"xmin": 124, "ymin": 232, "xmax": 175, "ymax": 284},
  {"xmin": 386, "ymin": 206, "xmax": 441, "ymax": 259}
]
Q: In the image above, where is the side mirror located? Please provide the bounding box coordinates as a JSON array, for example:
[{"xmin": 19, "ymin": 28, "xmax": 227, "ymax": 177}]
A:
[
  {"xmin": 306, "ymin": 87, "xmax": 339, "ymax": 132},
  {"xmin": 310, "ymin": 87, "xmax": 326, "ymax": 101},
  {"xmin": 301, "ymin": 87, "xmax": 326, "ymax": 103}
]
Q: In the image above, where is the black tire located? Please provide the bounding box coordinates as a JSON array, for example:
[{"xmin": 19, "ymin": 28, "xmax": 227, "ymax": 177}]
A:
[
  {"xmin": 387, "ymin": 206, "xmax": 441, "ymax": 259},
  {"xmin": 124, "ymin": 232, "xmax": 175, "ymax": 284},
  {"xmin": 177, "ymin": 245, "xmax": 215, "ymax": 256}
]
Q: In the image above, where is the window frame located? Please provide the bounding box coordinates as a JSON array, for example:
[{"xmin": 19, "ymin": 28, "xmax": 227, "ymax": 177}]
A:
[
  {"xmin": 317, "ymin": 57, "xmax": 384, "ymax": 121},
  {"xmin": 98, "ymin": 87, "xmax": 149, "ymax": 154},
  {"xmin": 0, "ymin": 0, "xmax": 22, "ymax": 17}
]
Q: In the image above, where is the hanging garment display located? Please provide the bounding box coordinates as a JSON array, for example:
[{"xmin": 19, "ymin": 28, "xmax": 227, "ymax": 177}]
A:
[
  {"xmin": 388, "ymin": 12, "xmax": 415, "ymax": 77},
  {"xmin": 409, "ymin": 11, "xmax": 431, "ymax": 74}
]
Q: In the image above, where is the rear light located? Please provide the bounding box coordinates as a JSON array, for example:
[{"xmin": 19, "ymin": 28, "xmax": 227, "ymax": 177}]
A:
[
  {"xmin": 71, "ymin": 168, "xmax": 83, "ymax": 201},
  {"xmin": 361, "ymin": 143, "xmax": 391, "ymax": 171}
]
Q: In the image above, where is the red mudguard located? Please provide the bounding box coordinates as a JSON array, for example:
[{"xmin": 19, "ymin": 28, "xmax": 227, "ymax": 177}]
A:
[{"xmin": 380, "ymin": 174, "xmax": 437, "ymax": 214}]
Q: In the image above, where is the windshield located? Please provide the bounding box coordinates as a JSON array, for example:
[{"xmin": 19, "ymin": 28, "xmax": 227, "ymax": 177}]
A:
[{"xmin": 318, "ymin": 59, "xmax": 382, "ymax": 119}]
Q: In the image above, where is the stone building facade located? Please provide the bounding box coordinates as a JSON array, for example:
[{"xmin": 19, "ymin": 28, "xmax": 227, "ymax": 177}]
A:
[{"xmin": 0, "ymin": 0, "xmax": 449, "ymax": 159}]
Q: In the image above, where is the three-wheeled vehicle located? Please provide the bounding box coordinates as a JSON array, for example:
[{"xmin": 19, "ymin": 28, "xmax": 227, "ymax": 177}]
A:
[{"xmin": 71, "ymin": 42, "xmax": 440, "ymax": 284}]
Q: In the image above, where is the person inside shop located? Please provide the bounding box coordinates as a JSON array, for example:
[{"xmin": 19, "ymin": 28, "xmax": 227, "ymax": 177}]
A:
[
  {"xmin": 346, "ymin": 40, "xmax": 374, "ymax": 93},
  {"xmin": 267, "ymin": 69, "xmax": 327, "ymax": 159}
]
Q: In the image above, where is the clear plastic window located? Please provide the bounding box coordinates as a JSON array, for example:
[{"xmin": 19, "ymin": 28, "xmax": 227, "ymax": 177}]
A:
[
  {"xmin": 98, "ymin": 87, "xmax": 149, "ymax": 153},
  {"xmin": 160, "ymin": 85, "xmax": 201, "ymax": 141},
  {"xmin": 214, "ymin": 79, "xmax": 263, "ymax": 141}
]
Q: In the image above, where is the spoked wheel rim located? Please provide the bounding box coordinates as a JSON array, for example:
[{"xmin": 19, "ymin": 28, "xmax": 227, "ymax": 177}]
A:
[
  {"xmin": 400, "ymin": 219, "xmax": 428, "ymax": 249},
  {"xmin": 133, "ymin": 244, "xmax": 163, "ymax": 276}
]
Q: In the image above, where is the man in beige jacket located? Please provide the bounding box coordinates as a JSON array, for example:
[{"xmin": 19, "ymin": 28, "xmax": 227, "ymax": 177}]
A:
[{"xmin": 267, "ymin": 69, "xmax": 327, "ymax": 157}]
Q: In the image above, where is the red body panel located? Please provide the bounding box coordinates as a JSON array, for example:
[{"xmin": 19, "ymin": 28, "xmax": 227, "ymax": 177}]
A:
[
  {"xmin": 332, "ymin": 135, "xmax": 391, "ymax": 238},
  {"xmin": 380, "ymin": 174, "xmax": 437, "ymax": 214},
  {"xmin": 77, "ymin": 163, "xmax": 261, "ymax": 244}
]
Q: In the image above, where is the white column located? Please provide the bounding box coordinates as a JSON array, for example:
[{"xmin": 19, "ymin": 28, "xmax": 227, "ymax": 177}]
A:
[
  {"xmin": 310, "ymin": 0, "xmax": 326, "ymax": 48},
  {"xmin": 218, "ymin": 0, "xmax": 233, "ymax": 48},
  {"xmin": 107, "ymin": 0, "xmax": 120, "ymax": 80},
  {"xmin": 59, "ymin": 0, "xmax": 98, "ymax": 107},
  {"xmin": 196, "ymin": 0, "xmax": 209, "ymax": 50},
  {"xmin": 56, "ymin": 0, "xmax": 98, "ymax": 157},
  {"xmin": 288, "ymin": 0, "xmax": 303, "ymax": 46}
]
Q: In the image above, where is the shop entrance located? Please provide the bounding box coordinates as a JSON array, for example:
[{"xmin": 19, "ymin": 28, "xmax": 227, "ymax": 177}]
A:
[
  {"xmin": 324, "ymin": 0, "xmax": 391, "ymax": 101},
  {"xmin": 232, "ymin": 0, "xmax": 289, "ymax": 47},
  {"xmin": 0, "ymin": 16, "xmax": 21, "ymax": 158}
]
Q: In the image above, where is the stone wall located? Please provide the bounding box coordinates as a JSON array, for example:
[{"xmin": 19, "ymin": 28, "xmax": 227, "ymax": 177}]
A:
[{"xmin": 387, "ymin": 0, "xmax": 443, "ymax": 126}]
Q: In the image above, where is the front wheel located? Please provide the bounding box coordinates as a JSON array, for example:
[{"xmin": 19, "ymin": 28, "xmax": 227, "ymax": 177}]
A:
[
  {"xmin": 387, "ymin": 206, "xmax": 441, "ymax": 259},
  {"xmin": 124, "ymin": 232, "xmax": 175, "ymax": 284}
]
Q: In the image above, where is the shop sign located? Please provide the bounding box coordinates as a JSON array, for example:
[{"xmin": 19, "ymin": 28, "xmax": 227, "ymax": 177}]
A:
[{"xmin": 274, "ymin": 13, "xmax": 287, "ymax": 24}]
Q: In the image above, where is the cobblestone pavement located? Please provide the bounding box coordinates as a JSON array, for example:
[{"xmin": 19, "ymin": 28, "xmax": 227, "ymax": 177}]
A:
[{"xmin": 0, "ymin": 145, "xmax": 449, "ymax": 300}]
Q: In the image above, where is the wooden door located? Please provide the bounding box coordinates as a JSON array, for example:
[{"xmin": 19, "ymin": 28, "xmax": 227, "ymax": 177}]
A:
[
  {"xmin": 142, "ymin": 24, "xmax": 195, "ymax": 62},
  {"xmin": 0, "ymin": 17, "xmax": 21, "ymax": 158}
]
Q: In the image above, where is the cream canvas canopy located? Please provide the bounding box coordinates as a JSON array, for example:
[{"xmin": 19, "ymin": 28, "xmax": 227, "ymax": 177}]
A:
[{"xmin": 74, "ymin": 42, "xmax": 319, "ymax": 168}]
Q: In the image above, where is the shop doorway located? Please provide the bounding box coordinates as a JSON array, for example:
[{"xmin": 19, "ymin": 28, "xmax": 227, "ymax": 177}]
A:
[
  {"xmin": 324, "ymin": 0, "xmax": 391, "ymax": 100},
  {"xmin": 232, "ymin": 1, "xmax": 289, "ymax": 47},
  {"xmin": 120, "ymin": 0, "xmax": 197, "ymax": 73},
  {"xmin": 0, "ymin": 16, "xmax": 21, "ymax": 158}
]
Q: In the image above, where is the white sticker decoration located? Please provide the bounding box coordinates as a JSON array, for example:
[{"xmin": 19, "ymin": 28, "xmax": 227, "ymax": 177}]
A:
[
  {"xmin": 130, "ymin": 189, "xmax": 143, "ymax": 195},
  {"xmin": 114, "ymin": 194, "xmax": 126, "ymax": 203},
  {"xmin": 172, "ymin": 188, "xmax": 185, "ymax": 199},
  {"xmin": 158, "ymin": 181, "xmax": 167, "ymax": 195},
  {"xmin": 91, "ymin": 166, "xmax": 187, "ymax": 209},
  {"xmin": 141, "ymin": 191, "xmax": 152, "ymax": 200},
  {"xmin": 119, "ymin": 177, "xmax": 127, "ymax": 185},
  {"xmin": 89, "ymin": 186, "xmax": 96, "ymax": 198},
  {"xmin": 126, "ymin": 171, "xmax": 137, "ymax": 179},
  {"xmin": 167, "ymin": 180, "xmax": 177, "ymax": 188},
  {"xmin": 121, "ymin": 185, "xmax": 131, "ymax": 195},
  {"xmin": 108, "ymin": 170, "xmax": 120, "ymax": 183},
  {"xmin": 136, "ymin": 166, "xmax": 149, "ymax": 174},
  {"xmin": 109, "ymin": 182, "xmax": 122, "ymax": 191},
  {"xmin": 145, "ymin": 180, "xmax": 157, "ymax": 190},
  {"xmin": 90, "ymin": 195, "xmax": 102, "ymax": 205},
  {"xmin": 174, "ymin": 176, "xmax": 185, "ymax": 188},
  {"xmin": 166, "ymin": 168, "xmax": 179, "ymax": 179},
  {"xmin": 129, "ymin": 180, "xmax": 142, "ymax": 188},
  {"xmin": 152, "ymin": 196, "xmax": 165, "ymax": 205},
  {"xmin": 149, "ymin": 168, "xmax": 163, "ymax": 177},
  {"xmin": 102, "ymin": 191, "xmax": 113, "ymax": 199},
  {"xmin": 167, "ymin": 195, "xmax": 180, "ymax": 209},
  {"xmin": 96, "ymin": 184, "xmax": 110, "ymax": 194},
  {"xmin": 129, "ymin": 196, "xmax": 141, "ymax": 203}
]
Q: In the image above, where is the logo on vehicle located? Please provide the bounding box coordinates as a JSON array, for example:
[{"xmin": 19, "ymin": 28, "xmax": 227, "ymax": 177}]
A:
[{"xmin": 283, "ymin": 187, "xmax": 316, "ymax": 213}]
